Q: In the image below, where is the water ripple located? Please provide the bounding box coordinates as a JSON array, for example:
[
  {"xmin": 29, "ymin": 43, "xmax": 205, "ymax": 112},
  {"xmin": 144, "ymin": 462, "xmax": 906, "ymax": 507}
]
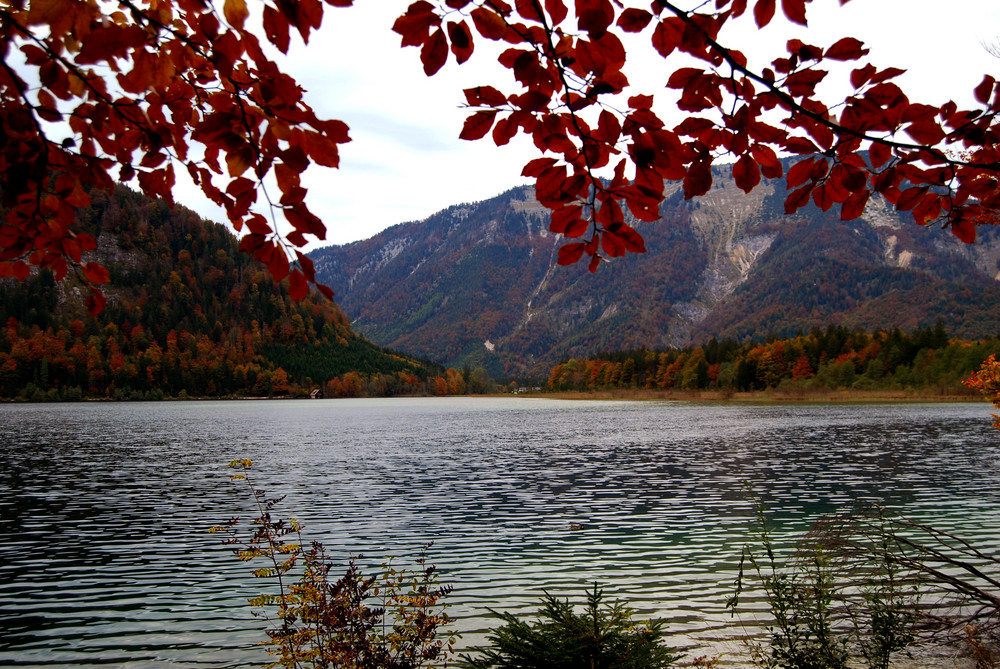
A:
[{"xmin": 0, "ymin": 399, "xmax": 997, "ymax": 666}]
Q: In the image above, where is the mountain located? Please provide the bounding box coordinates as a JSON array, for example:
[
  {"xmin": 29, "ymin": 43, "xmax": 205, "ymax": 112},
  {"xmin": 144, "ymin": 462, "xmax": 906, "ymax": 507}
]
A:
[
  {"xmin": 0, "ymin": 185, "xmax": 439, "ymax": 400},
  {"xmin": 310, "ymin": 166, "xmax": 1000, "ymax": 379}
]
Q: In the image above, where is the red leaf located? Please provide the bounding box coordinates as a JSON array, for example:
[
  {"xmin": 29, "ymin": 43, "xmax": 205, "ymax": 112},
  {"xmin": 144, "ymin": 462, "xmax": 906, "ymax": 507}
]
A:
[
  {"xmin": 460, "ymin": 110, "xmax": 498, "ymax": 140},
  {"xmin": 76, "ymin": 234, "xmax": 98, "ymax": 252},
  {"xmin": 629, "ymin": 94, "xmax": 655, "ymax": 110},
  {"xmin": 825, "ymin": 37, "xmax": 868, "ymax": 61},
  {"xmin": 62, "ymin": 237, "xmax": 82, "ymax": 263},
  {"xmin": 246, "ymin": 213, "xmax": 272, "ymax": 235},
  {"xmin": 601, "ymin": 230, "xmax": 626, "ymax": 257},
  {"xmin": 447, "ymin": 20, "xmax": 474, "ymax": 63},
  {"xmin": 0, "ymin": 261, "xmax": 30, "ymax": 280},
  {"xmin": 975, "ymin": 75, "xmax": 996, "ymax": 105},
  {"xmin": 952, "ymin": 216, "xmax": 977, "ymax": 243},
  {"xmin": 905, "ymin": 119, "xmax": 945, "ymax": 145},
  {"xmin": 850, "ymin": 64, "xmax": 876, "ymax": 89},
  {"xmin": 786, "ymin": 157, "xmax": 816, "ymax": 188},
  {"xmin": 515, "ymin": 0, "xmax": 544, "ymax": 21},
  {"xmin": 464, "ymin": 85, "xmax": 507, "ymax": 107},
  {"xmin": 869, "ymin": 142, "xmax": 891, "ymax": 168},
  {"xmin": 667, "ymin": 67, "xmax": 704, "ymax": 90},
  {"xmin": 240, "ymin": 233, "xmax": 267, "ymax": 255},
  {"xmin": 753, "ymin": 0, "xmax": 775, "ymax": 27},
  {"xmin": 595, "ymin": 109, "xmax": 622, "ymax": 145},
  {"xmin": 550, "ymin": 204, "xmax": 585, "ymax": 234},
  {"xmin": 83, "ymin": 262, "xmax": 110, "ymax": 285},
  {"xmin": 492, "ymin": 117, "xmax": 518, "ymax": 145},
  {"xmin": 317, "ymin": 284, "xmax": 335, "ymax": 300},
  {"xmin": 784, "ymin": 184, "xmax": 813, "ymax": 214},
  {"xmin": 393, "ymin": 1, "xmax": 440, "ymax": 47},
  {"xmin": 535, "ymin": 164, "xmax": 574, "ymax": 206},
  {"xmin": 296, "ymin": 251, "xmax": 316, "ymax": 282},
  {"xmin": 76, "ymin": 25, "xmax": 144, "ymax": 64},
  {"xmin": 750, "ymin": 143, "xmax": 783, "ymax": 179},
  {"xmin": 545, "ymin": 0, "xmax": 569, "ymax": 25},
  {"xmin": 683, "ymin": 161, "xmax": 713, "ymax": 199},
  {"xmin": 421, "ymin": 28, "xmax": 448, "ymax": 75},
  {"xmin": 896, "ymin": 186, "xmax": 929, "ymax": 212},
  {"xmin": 263, "ymin": 5, "xmax": 290, "ymax": 53},
  {"xmin": 564, "ymin": 216, "xmax": 590, "ymax": 237},
  {"xmin": 595, "ymin": 197, "xmax": 624, "ymax": 228},
  {"xmin": 866, "ymin": 82, "xmax": 906, "ymax": 108},
  {"xmin": 780, "ymin": 0, "xmax": 807, "ymax": 25},
  {"xmin": 268, "ymin": 248, "xmax": 290, "ymax": 281},
  {"xmin": 813, "ymin": 183, "xmax": 834, "ymax": 211},
  {"xmin": 733, "ymin": 155, "xmax": 761, "ymax": 193},
  {"xmin": 784, "ymin": 136, "xmax": 818, "ymax": 154},
  {"xmin": 616, "ymin": 224, "xmax": 646, "ymax": 253},
  {"xmin": 841, "ymin": 189, "xmax": 870, "ymax": 221},
  {"xmin": 617, "ymin": 8, "xmax": 652, "ymax": 32},
  {"xmin": 577, "ymin": 0, "xmax": 615, "ymax": 38},
  {"xmin": 912, "ymin": 193, "xmax": 942, "ymax": 225},
  {"xmin": 86, "ymin": 289, "xmax": 107, "ymax": 316},
  {"xmin": 288, "ymin": 269, "xmax": 308, "ymax": 301},
  {"xmin": 522, "ymin": 157, "xmax": 558, "ymax": 177},
  {"xmin": 557, "ymin": 242, "xmax": 585, "ymax": 265},
  {"xmin": 869, "ymin": 67, "xmax": 906, "ymax": 85},
  {"xmin": 651, "ymin": 17, "xmax": 682, "ymax": 57},
  {"xmin": 785, "ymin": 68, "xmax": 827, "ymax": 97},
  {"xmin": 470, "ymin": 6, "xmax": 507, "ymax": 40}
]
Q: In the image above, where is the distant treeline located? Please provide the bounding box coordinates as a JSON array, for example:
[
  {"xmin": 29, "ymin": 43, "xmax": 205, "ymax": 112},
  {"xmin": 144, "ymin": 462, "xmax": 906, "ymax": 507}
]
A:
[{"xmin": 546, "ymin": 323, "xmax": 1000, "ymax": 395}]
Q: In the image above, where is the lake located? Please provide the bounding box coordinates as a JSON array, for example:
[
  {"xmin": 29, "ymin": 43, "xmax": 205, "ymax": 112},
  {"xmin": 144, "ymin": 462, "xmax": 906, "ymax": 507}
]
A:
[{"xmin": 1, "ymin": 398, "xmax": 998, "ymax": 667}]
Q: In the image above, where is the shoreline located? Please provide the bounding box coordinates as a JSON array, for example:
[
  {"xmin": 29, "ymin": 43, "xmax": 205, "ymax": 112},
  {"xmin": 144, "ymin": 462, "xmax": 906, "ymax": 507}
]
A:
[
  {"xmin": 520, "ymin": 388, "xmax": 982, "ymax": 404},
  {"xmin": 0, "ymin": 388, "xmax": 984, "ymax": 404}
]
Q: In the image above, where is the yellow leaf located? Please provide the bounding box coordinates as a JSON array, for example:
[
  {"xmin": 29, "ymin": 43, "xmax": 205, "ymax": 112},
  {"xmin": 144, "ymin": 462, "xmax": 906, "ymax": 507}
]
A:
[
  {"xmin": 226, "ymin": 146, "xmax": 254, "ymax": 177},
  {"xmin": 223, "ymin": 0, "xmax": 248, "ymax": 30}
]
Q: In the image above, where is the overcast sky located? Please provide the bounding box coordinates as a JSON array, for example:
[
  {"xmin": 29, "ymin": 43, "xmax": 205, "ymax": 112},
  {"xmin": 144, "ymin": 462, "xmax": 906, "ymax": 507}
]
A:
[{"xmin": 179, "ymin": 1, "xmax": 1000, "ymax": 249}]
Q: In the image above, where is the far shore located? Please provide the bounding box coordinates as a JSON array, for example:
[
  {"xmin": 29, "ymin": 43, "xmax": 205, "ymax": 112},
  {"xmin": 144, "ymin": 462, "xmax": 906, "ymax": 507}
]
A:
[
  {"xmin": 1, "ymin": 388, "xmax": 986, "ymax": 404},
  {"xmin": 516, "ymin": 388, "xmax": 984, "ymax": 404}
]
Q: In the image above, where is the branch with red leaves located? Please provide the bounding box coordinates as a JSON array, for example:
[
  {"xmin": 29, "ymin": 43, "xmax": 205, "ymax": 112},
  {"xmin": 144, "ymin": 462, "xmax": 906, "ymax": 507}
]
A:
[
  {"xmin": 2, "ymin": 0, "xmax": 999, "ymax": 314},
  {"xmin": 393, "ymin": 0, "xmax": 1000, "ymax": 272},
  {"xmin": 0, "ymin": 0, "xmax": 352, "ymax": 313}
]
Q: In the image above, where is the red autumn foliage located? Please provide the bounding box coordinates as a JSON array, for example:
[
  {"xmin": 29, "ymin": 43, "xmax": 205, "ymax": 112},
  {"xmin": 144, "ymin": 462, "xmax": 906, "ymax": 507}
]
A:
[
  {"xmin": 391, "ymin": 0, "xmax": 1000, "ymax": 270},
  {"xmin": 2, "ymin": 0, "xmax": 999, "ymax": 312},
  {"xmin": 0, "ymin": 0, "xmax": 350, "ymax": 313}
]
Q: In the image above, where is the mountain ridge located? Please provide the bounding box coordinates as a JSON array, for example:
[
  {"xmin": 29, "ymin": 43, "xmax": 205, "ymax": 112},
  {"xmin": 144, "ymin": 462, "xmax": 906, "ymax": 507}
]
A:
[{"xmin": 312, "ymin": 167, "xmax": 1000, "ymax": 378}]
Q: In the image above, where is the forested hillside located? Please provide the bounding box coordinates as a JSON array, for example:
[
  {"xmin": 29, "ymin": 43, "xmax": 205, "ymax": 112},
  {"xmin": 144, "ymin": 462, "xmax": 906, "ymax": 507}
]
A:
[{"xmin": 0, "ymin": 186, "xmax": 442, "ymax": 400}]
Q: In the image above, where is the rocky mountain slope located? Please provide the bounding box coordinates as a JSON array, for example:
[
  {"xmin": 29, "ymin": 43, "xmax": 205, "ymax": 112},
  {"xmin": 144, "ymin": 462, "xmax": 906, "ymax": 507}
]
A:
[{"xmin": 310, "ymin": 167, "xmax": 1000, "ymax": 378}]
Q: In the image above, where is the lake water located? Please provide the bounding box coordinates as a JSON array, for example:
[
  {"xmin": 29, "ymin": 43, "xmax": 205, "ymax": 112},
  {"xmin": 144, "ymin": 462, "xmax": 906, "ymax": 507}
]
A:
[{"xmin": 1, "ymin": 398, "xmax": 998, "ymax": 667}]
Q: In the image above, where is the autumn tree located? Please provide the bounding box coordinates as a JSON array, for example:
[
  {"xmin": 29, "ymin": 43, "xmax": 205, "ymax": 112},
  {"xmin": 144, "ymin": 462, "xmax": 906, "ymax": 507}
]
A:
[{"xmin": 2, "ymin": 0, "xmax": 999, "ymax": 312}]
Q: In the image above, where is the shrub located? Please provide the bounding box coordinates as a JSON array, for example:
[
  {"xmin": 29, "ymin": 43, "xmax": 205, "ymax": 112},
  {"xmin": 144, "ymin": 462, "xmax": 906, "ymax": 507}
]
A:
[
  {"xmin": 461, "ymin": 584, "xmax": 679, "ymax": 669},
  {"xmin": 729, "ymin": 493, "xmax": 918, "ymax": 669},
  {"xmin": 212, "ymin": 460, "xmax": 456, "ymax": 669}
]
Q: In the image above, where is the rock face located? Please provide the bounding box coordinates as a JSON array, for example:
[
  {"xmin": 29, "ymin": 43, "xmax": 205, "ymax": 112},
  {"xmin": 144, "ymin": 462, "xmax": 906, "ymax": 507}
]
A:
[{"xmin": 311, "ymin": 166, "xmax": 1000, "ymax": 378}]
